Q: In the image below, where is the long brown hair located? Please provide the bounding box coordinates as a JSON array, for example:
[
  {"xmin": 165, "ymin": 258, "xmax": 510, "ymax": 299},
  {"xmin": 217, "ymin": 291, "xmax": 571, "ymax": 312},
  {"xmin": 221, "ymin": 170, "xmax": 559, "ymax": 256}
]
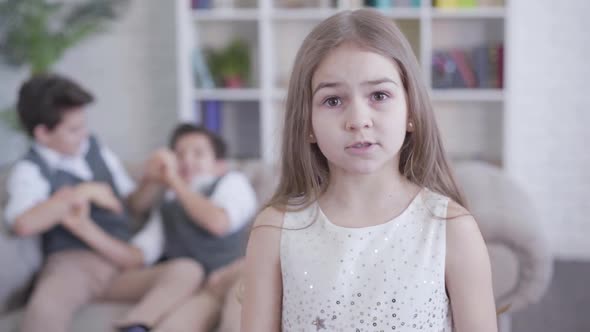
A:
[{"xmin": 267, "ymin": 9, "xmax": 466, "ymax": 212}]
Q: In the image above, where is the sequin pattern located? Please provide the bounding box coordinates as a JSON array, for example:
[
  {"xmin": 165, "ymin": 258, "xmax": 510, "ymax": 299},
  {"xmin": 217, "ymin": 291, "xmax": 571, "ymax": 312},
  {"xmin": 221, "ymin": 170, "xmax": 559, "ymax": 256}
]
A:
[{"xmin": 280, "ymin": 189, "xmax": 453, "ymax": 332}]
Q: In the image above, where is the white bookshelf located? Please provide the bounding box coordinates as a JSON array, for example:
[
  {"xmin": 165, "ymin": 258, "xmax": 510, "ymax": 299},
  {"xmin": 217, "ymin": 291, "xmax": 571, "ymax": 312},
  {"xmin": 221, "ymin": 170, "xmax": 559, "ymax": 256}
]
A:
[
  {"xmin": 431, "ymin": 89, "xmax": 504, "ymax": 102},
  {"xmin": 194, "ymin": 88, "xmax": 261, "ymax": 101},
  {"xmin": 430, "ymin": 7, "xmax": 505, "ymax": 19},
  {"xmin": 175, "ymin": 0, "xmax": 507, "ymax": 164},
  {"xmin": 192, "ymin": 8, "xmax": 260, "ymax": 20}
]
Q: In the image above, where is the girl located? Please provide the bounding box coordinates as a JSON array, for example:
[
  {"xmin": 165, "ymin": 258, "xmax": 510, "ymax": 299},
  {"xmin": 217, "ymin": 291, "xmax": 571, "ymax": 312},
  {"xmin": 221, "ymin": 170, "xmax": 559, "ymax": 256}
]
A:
[{"xmin": 241, "ymin": 9, "xmax": 497, "ymax": 332}]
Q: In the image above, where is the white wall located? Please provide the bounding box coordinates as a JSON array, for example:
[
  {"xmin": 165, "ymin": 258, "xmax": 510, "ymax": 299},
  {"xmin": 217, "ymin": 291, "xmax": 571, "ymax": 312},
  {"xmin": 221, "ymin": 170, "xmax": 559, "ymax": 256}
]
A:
[
  {"xmin": 0, "ymin": 0, "xmax": 179, "ymax": 165},
  {"xmin": 505, "ymin": 0, "xmax": 590, "ymax": 260}
]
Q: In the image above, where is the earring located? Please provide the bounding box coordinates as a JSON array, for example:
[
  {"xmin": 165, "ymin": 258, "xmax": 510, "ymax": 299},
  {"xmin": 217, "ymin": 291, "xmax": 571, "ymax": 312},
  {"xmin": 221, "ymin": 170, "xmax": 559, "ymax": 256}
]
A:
[{"xmin": 408, "ymin": 122, "xmax": 414, "ymax": 129}]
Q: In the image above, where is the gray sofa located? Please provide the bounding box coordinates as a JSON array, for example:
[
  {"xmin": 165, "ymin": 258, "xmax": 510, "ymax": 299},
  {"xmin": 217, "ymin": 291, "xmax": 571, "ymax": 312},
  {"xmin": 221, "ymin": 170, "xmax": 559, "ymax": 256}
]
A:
[{"xmin": 0, "ymin": 160, "xmax": 553, "ymax": 332}]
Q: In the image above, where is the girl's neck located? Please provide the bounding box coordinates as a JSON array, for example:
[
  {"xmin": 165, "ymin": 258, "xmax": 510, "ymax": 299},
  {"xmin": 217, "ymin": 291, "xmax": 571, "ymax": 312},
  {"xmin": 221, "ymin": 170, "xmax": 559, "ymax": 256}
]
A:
[{"xmin": 321, "ymin": 164, "xmax": 418, "ymax": 212}]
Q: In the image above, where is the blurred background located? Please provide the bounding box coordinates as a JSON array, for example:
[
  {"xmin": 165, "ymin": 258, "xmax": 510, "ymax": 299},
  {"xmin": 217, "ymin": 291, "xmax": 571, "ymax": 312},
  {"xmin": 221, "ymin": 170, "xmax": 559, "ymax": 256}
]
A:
[{"xmin": 0, "ymin": 0, "xmax": 588, "ymax": 331}]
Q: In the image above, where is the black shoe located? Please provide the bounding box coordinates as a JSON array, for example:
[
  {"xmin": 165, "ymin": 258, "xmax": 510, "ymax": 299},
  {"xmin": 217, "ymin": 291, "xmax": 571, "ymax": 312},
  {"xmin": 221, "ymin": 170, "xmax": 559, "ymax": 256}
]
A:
[{"xmin": 118, "ymin": 324, "xmax": 150, "ymax": 332}]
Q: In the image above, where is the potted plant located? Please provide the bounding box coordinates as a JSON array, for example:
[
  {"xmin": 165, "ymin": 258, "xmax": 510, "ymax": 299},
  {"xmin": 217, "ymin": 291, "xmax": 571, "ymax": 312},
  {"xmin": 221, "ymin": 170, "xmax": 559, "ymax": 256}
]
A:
[
  {"xmin": 206, "ymin": 39, "xmax": 251, "ymax": 88},
  {"xmin": 0, "ymin": 0, "xmax": 129, "ymax": 131}
]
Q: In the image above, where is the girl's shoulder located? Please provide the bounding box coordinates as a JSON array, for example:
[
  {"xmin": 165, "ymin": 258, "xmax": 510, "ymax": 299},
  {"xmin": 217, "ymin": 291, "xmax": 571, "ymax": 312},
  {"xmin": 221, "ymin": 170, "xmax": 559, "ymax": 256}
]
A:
[
  {"xmin": 421, "ymin": 187, "xmax": 450, "ymax": 203},
  {"xmin": 253, "ymin": 200, "xmax": 319, "ymax": 232},
  {"xmin": 247, "ymin": 207, "xmax": 285, "ymax": 257},
  {"xmin": 252, "ymin": 206, "xmax": 285, "ymax": 230},
  {"xmin": 283, "ymin": 199, "xmax": 320, "ymax": 230},
  {"xmin": 418, "ymin": 188, "xmax": 473, "ymax": 223},
  {"xmin": 419, "ymin": 188, "xmax": 453, "ymax": 216}
]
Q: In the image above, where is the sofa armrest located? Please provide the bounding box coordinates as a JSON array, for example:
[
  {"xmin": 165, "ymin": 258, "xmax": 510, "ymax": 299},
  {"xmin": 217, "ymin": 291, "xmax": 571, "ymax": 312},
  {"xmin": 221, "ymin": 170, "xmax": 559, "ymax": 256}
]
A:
[
  {"xmin": 0, "ymin": 231, "xmax": 41, "ymax": 314},
  {"xmin": 0, "ymin": 165, "xmax": 42, "ymax": 314},
  {"xmin": 454, "ymin": 161, "xmax": 553, "ymax": 312}
]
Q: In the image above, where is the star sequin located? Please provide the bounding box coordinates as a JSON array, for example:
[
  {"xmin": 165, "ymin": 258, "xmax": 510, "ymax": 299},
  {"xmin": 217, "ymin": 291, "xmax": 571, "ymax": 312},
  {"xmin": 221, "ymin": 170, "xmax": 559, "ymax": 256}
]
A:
[{"xmin": 312, "ymin": 317, "xmax": 326, "ymax": 330}]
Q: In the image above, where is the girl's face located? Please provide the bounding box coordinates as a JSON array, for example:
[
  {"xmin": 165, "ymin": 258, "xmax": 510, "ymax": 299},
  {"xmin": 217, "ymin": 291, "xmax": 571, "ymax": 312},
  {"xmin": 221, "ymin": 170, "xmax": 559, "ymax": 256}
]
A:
[{"xmin": 311, "ymin": 44, "xmax": 410, "ymax": 176}]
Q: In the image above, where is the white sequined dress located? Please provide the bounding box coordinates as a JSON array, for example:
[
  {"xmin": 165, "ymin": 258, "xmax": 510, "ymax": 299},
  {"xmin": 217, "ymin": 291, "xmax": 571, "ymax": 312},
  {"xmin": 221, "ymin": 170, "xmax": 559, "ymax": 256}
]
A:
[{"xmin": 280, "ymin": 189, "xmax": 453, "ymax": 332}]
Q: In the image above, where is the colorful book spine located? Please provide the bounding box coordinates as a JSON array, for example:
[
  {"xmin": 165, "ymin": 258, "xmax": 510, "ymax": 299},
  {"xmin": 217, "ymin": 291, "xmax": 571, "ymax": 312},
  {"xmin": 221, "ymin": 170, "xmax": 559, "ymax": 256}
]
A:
[
  {"xmin": 374, "ymin": 0, "xmax": 391, "ymax": 8},
  {"xmin": 201, "ymin": 100, "xmax": 223, "ymax": 134},
  {"xmin": 471, "ymin": 46, "xmax": 490, "ymax": 88},
  {"xmin": 458, "ymin": 0, "xmax": 476, "ymax": 7},
  {"xmin": 193, "ymin": 0, "xmax": 212, "ymax": 9},
  {"xmin": 488, "ymin": 45, "xmax": 500, "ymax": 88},
  {"xmin": 449, "ymin": 49, "xmax": 477, "ymax": 88},
  {"xmin": 433, "ymin": 43, "xmax": 502, "ymax": 89},
  {"xmin": 432, "ymin": 51, "xmax": 460, "ymax": 88},
  {"xmin": 497, "ymin": 44, "xmax": 504, "ymax": 88},
  {"xmin": 478, "ymin": 0, "xmax": 505, "ymax": 6},
  {"xmin": 193, "ymin": 49, "xmax": 215, "ymax": 89},
  {"xmin": 351, "ymin": 0, "xmax": 365, "ymax": 8},
  {"xmin": 434, "ymin": 0, "xmax": 459, "ymax": 8},
  {"xmin": 392, "ymin": 0, "xmax": 409, "ymax": 7}
]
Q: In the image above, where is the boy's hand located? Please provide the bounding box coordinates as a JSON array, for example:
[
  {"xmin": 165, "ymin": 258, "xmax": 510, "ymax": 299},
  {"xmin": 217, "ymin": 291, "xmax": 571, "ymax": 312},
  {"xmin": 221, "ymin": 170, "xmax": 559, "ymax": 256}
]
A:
[
  {"xmin": 61, "ymin": 196, "xmax": 91, "ymax": 234},
  {"xmin": 49, "ymin": 186, "xmax": 78, "ymax": 224},
  {"xmin": 76, "ymin": 183, "xmax": 123, "ymax": 214},
  {"xmin": 146, "ymin": 149, "xmax": 180, "ymax": 187},
  {"xmin": 145, "ymin": 150, "xmax": 165, "ymax": 182},
  {"xmin": 52, "ymin": 186, "xmax": 77, "ymax": 209}
]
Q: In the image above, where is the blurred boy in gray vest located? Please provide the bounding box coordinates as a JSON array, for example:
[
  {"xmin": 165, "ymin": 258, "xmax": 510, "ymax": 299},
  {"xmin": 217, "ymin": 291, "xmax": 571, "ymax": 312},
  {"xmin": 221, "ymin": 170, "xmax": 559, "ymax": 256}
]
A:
[{"xmin": 126, "ymin": 123, "xmax": 257, "ymax": 331}]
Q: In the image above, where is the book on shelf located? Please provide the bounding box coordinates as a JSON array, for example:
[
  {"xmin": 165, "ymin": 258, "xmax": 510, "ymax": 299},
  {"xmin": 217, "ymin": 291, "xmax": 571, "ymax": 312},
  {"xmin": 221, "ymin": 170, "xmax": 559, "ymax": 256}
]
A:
[
  {"xmin": 200, "ymin": 100, "xmax": 223, "ymax": 134},
  {"xmin": 449, "ymin": 49, "xmax": 476, "ymax": 88},
  {"xmin": 192, "ymin": 0, "xmax": 210, "ymax": 9},
  {"xmin": 433, "ymin": 0, "xmax": 458, "ymax": 7},
  {"xmin": 477, "ymin": 0, "xmax": 504, "ymax": 6},
  {"xmin": 276, "ymin": 0, "xmax": 338, "ymax": 8},
  {"xmin": 362, "ymin": 0, "xmax": 421, "ymax": 8},
  {"xmin": 193, "ymin": 48, "xmax": 215, "ymax": 89},
  {"xmin": 340, "ymin": 0, "xmax": 364, "ymax": 8},
  {"xmin": 432, "ymin": 43, "xmax": 503, "ymax": 89},
  {"xmin": 433, "ymin": 0, "xmax": 502, "ymax": 8},
  {"xmin": 191, "ymin": 13, "xmax": 215, "ymax": 89},
  {"xmin": 432, "ymin": 51, "xmax": 464, "ymax": 88},
  {"xmin": 496, "ymin": 44, "xmax": 503, "ymax": 89},
  {"xmin": 471, "ymin": 46, "xmax": 489, "ymax": 88},
  {"xmin": 192, "ymin": 0, "xmax": 240, "ymax": 9}
]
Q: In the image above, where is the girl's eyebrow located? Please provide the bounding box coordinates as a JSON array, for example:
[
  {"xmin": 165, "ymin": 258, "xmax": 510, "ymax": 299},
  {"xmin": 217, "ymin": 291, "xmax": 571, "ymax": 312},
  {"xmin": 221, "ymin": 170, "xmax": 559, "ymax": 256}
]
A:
[
  {"xmin": 312, "ymin": 78, "xmax": 398, "ymax": 96},
  {"xmin": 312, "ymin": 82, "xmax": 343, "ymax": 97},
  {"xmin": 361, "ymin": 78, "xmax": 399, "ymax": 87}
]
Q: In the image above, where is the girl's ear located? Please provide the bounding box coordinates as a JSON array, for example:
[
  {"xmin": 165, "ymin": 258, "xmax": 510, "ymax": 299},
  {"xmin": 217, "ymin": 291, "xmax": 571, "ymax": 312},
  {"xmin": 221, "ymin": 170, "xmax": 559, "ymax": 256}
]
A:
[
  {"xmin": 309, "ymin": 133, "xmax": 317, "ymax": 143},
  {"xmin": 407, "ymin": 120, "xmax": 415, "ymax": 133}
]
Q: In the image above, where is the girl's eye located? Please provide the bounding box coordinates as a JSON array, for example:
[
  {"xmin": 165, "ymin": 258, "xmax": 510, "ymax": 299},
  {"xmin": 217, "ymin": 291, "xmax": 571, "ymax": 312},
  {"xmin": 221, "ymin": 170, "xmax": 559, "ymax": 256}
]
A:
[
  {"xmin": 323, "ymin": 97, "xmax": 342, "ymax": 107},
  {"xmin": 371, "ymin": 91, "xmax": 389, "ymax": 102}
]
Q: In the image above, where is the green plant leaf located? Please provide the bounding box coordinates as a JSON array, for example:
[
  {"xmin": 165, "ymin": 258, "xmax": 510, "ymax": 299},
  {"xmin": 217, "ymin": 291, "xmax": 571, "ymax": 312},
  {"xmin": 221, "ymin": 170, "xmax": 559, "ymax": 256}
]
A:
[
  {"xmin": 0, "ymin": 0, "xmax": 129, "ymax": 73},
  {"xmin": 204, "ymin": 38, "xmax": 251, "ymax": 87},
  {"xmin": 0, "ymin": 106, "xmax": 22, "ymax": 132}
]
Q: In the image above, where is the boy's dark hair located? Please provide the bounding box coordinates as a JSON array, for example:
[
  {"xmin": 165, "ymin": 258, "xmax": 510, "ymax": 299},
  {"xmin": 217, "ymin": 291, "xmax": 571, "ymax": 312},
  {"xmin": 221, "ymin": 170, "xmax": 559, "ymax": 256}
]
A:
[
  {"xmin": 169, "ymin": 123, "xmax": 227, "ymax": 160},
  {"xmin": 16, "ymin": 73, "xmax": 94, "ymax": 137}
]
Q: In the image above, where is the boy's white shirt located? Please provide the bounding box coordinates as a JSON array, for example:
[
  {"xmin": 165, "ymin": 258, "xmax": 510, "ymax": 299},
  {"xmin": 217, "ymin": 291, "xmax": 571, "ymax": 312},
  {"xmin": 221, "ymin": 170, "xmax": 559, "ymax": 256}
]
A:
[
  {"xmin": 135, "ymin": 171, "xmax": 258, "ymax": 266},
  {"xmin": 2, "ymin": 139, "xmax": 155, "ymax": 262},
  {"xmin": 4, "ymin": 139, "xmax": 258, "ymax": 266}
]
